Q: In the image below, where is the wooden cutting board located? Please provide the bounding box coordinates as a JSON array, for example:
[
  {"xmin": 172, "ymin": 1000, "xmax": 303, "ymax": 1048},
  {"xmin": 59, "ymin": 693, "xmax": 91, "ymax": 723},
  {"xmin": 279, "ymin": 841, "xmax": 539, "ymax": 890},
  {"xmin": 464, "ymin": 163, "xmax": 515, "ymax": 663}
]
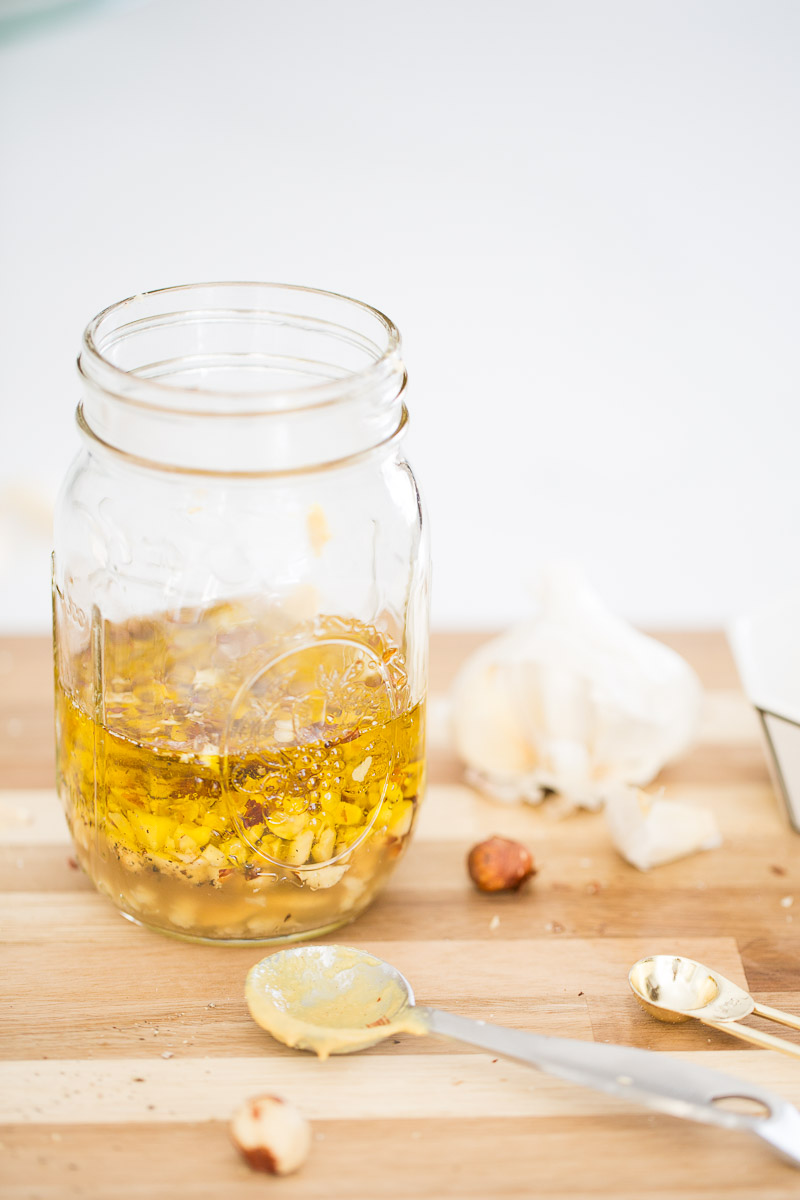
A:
[{"xmin": 2, "ymin": 632, "xmax": 800, "ymax": 1199}]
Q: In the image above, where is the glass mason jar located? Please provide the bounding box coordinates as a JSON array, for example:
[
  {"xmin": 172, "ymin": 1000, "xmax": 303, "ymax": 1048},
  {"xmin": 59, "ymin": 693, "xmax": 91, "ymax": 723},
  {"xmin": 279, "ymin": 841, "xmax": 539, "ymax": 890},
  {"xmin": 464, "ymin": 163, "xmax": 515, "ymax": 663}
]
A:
[{"xmin": 53, "ymin": 283, "xmax": 429, "ymax": 944}]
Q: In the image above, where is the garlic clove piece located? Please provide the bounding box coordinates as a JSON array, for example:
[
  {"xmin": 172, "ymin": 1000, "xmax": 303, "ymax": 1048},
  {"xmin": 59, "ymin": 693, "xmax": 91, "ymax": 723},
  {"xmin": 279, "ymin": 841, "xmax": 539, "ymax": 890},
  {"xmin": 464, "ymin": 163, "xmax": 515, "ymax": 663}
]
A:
[
  {"xmin": 294, "ymin": 863, "xmax": 349, "ymax": 890},
  {"xmin": 605, "ymin": 787, "xmax": 721, "ymax": 871}
]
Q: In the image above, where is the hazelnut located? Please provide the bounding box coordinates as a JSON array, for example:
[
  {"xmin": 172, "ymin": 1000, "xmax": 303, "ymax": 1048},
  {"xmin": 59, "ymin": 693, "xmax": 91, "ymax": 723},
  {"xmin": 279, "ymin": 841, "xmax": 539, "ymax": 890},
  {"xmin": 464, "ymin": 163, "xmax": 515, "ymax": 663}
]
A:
[
  {"xmin": 467, "ymin": 835, "xmax": 535, "ymax": 892},
  {"xmin": 230, "ymin": 1094, "xmax": 311, "ymax": 1175}
]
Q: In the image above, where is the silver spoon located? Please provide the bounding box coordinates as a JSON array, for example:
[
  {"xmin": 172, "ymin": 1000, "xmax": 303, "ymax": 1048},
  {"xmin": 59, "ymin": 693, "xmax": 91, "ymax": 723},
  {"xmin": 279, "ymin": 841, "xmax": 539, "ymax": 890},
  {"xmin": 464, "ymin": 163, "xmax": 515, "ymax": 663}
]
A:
[
  {"xmin": 629, "ymin": 955, "xmax": 800, "ymax": 1060},
  {"xmin": 246, "ymin": 944, "xmax": 800, "ymax": 1167}
]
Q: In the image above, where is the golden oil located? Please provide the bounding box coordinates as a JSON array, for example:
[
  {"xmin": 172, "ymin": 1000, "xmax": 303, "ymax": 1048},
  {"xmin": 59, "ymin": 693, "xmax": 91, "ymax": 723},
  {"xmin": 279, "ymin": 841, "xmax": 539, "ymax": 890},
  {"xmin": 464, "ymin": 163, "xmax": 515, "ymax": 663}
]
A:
[{"xmin": 55, "ymin": 600, "xmax": 425, "ymax": 942}]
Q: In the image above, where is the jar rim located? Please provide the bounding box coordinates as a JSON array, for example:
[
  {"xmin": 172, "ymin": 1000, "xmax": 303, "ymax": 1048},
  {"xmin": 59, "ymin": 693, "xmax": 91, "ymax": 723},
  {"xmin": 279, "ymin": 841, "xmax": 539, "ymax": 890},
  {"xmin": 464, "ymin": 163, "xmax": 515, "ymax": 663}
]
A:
[
  {"xmin": 80, "ymin": 281, "xmax": 403, "ymax": 418},
  {"xmin": 74, "ymin": 397, "xmax": 410, "ymax": 479}
]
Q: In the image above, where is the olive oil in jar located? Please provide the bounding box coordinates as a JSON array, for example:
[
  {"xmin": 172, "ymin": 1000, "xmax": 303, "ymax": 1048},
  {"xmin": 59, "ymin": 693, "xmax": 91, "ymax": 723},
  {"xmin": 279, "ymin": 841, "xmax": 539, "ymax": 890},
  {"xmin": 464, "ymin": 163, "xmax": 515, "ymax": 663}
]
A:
[{"xmin": 55, "ymin": 601, "xmax": 425, "ymax": 943}]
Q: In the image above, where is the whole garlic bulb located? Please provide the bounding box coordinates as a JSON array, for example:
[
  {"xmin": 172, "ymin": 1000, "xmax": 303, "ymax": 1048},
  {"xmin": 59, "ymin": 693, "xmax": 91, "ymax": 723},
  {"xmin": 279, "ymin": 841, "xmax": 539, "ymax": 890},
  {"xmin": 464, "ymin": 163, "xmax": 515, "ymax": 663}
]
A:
[{"xmin": 451, "ymin": 564, "xmax": 702, "ymax": 809}]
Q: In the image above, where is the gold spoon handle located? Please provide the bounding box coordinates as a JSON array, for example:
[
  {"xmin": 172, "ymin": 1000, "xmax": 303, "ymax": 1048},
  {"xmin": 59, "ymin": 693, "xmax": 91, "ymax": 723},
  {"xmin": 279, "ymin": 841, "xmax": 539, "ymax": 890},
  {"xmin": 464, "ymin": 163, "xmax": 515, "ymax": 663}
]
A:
[
  {"xmin": 702, "ymin": 1016, "xmax": 800, "ymax": 1059},
  {"xmin": 752, "ymin": 1001, "xmax": 800, "ymax": 1033}
]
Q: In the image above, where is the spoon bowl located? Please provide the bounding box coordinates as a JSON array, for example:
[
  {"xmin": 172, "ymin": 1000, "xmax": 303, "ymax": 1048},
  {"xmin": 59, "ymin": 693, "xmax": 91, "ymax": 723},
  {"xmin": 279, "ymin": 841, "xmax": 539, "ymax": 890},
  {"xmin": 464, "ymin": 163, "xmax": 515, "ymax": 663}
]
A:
[
  {"xmin": 629, "ymin": 955, "xmax": 755, "ymax": 1024},
  {"xmin": 629, "ymin": 954, "xmax": 800, "ymax": 1060},
  {"xmin": 246, "ymin": 944, "xmax": 420, "ymax": 1056}
]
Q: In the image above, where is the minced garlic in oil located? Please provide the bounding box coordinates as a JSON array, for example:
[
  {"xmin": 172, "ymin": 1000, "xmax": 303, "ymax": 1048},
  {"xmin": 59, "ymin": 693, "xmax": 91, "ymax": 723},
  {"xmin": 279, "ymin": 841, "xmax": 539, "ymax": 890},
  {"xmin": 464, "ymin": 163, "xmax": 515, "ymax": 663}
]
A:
[{"xmin": 55, "ymin": 600, "xmax": 425, "ymax": 942}]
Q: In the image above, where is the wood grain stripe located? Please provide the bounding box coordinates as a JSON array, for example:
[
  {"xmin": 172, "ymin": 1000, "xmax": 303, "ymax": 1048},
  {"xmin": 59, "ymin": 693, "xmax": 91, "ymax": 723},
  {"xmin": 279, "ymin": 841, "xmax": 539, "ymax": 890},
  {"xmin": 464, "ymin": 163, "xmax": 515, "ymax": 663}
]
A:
[
  {"xmin": 4, "ymin": 1050, "xmax": 799, "ymax": 1125},
  {"xmin": 3, "ymin": 1117, "xmax": 794, "ymax": 1200}
]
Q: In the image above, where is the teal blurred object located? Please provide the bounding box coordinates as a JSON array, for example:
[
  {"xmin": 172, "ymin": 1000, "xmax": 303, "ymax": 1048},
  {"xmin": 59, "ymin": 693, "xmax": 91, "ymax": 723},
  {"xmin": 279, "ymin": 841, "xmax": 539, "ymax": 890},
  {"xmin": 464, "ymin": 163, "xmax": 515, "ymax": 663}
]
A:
[{"xmin": 0, "ymin": 0, "xmax": 150, "ymax": 41}]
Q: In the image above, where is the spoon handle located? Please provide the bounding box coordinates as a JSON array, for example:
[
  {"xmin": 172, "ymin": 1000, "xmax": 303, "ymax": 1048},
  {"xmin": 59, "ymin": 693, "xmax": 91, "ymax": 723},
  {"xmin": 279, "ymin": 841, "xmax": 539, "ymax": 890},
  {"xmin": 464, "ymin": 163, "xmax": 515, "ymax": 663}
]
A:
[
  {"xmin": 701, "ymin": 1017, "xmax": 800, "ymax": 1059},
  {"xmin": 753, "ymin": 1002, "xmax": 800, "ymax": 1034},
  {"xmin": 420, "ymin": 1007, "xmax": 800, "ymax": 1167}
]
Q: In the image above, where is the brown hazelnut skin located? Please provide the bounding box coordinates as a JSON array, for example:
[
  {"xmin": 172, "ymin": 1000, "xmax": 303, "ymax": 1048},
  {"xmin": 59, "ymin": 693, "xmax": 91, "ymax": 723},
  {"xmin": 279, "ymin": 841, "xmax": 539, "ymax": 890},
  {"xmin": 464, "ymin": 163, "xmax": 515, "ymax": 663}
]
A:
[{"xmin": 467, "ymin": 836, "xmax": 536, "ymax": 892}]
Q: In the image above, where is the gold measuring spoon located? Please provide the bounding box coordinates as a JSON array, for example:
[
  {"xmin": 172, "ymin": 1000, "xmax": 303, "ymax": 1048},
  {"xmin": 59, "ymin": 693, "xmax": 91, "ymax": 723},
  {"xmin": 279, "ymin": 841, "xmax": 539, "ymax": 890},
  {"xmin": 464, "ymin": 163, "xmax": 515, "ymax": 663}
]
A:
[
  {"xmin": 246, "ymin": 945, "xmax": 800, "ymax": 1166},
  {"xmin": 629, "ymin": 955, "xmax": 800, "ymax": 1059}
]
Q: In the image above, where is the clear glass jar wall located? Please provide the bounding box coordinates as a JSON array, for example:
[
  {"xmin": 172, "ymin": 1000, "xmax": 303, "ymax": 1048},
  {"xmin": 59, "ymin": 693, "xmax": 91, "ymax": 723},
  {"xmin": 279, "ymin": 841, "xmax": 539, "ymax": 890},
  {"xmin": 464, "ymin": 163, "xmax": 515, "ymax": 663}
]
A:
[{"xmin": 53, "ymin": 283, "xmax": 429, "ymax": 944}]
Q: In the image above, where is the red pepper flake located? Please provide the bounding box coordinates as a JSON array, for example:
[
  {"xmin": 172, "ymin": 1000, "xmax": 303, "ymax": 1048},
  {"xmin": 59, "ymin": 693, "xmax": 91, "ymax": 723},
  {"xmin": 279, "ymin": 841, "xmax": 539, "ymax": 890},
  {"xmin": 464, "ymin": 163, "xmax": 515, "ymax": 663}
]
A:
[
  {"xmin": 242, "ymin": 799, "xmax": 266, "ymax": 828},
  {"xmin": 67, "ymin": 856, "xmax": 79, "ymax": 871},
  {"xmin": 336, "ymin": 727, "xmax": 362, "ymax": 745}
]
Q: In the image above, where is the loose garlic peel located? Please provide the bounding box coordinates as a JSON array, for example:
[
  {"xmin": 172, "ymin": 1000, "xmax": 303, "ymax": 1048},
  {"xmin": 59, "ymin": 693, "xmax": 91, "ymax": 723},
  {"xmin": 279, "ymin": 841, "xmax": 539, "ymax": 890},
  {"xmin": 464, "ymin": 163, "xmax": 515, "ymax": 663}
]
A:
[
  {"xmin": 451, "ymin": 565, "xmax": 703, "ymax": 810},
  {"xmin": 605, "ymin": 787, "xmax": 722, "ymax": 871}
]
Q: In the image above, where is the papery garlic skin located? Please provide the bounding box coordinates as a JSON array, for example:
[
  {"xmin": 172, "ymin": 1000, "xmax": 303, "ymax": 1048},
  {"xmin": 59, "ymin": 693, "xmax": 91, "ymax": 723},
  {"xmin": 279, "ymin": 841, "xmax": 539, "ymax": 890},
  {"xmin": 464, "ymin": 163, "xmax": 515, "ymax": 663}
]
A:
[
  {"xmin": 605, "ymin": 787, "xmax": 721, "ymax": 871},
  {"xmin": 451, "ymin": 565, "xmax": 703, "ymax": 809}
]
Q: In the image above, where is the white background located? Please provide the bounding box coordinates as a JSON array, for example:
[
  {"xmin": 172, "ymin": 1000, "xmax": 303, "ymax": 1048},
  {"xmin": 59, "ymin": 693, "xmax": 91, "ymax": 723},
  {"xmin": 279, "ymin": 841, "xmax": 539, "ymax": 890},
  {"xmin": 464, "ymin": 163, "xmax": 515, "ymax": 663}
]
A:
[{"xmin": 1, "ymin": 0, "xmax": 798, "ymax": 633}]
